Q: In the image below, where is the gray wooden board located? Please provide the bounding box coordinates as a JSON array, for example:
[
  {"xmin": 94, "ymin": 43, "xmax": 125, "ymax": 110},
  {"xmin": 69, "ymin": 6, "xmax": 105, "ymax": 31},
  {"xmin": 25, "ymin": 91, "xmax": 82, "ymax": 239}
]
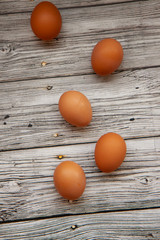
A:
[
  {"xmin": 0, "ymin": 1, "xmax": 160, "ymax": 82},
  {"xmin": 0, "ymin": 209, "xmax": 160, "ymax": 240},
  {"xmin": 0, "ymin": 137, "xmax": 160, "ymax": 222},
  {"xmin": 0, "ymin": 0, "xmax": 134, "ymax": 14},
  {"xmin": 0, "ymin": 0, "xmax": 160, "ymax": 238},
  {"xmin": 0, "ymin": 67, "xmax": 159, "ymax": 151}
]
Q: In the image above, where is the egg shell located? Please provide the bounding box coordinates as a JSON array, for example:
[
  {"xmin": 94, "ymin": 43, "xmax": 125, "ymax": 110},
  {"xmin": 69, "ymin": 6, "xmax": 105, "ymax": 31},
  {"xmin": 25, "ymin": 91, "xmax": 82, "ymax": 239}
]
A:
[
  {"xmin": 91, "ymin": 38, "xmax": 123, "ymax": 75},
  {"xmin": 95, "ymin": 132, "xmax": 126, "ymax": 173},
  {"xmin": 30, "ymin": 1, "xmax": 62, "ymax": 40},
  {"xmin": 54, "ymin": 161, "xmax": 86, "ymax": 200},
  {"xmin": 58, "ymin": 91, "xmax": 92, "ymax": 127}
]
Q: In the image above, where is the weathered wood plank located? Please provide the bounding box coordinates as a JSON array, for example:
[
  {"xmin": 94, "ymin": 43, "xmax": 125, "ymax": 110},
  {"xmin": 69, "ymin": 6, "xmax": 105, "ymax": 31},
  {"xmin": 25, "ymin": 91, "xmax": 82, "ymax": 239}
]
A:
[
  {"xmin": 0, "ymin": 67, "xmax": 159, "ymax": 151},
  {"xmin": 0, "ymin": 0, "xmax": 134, "ymax": 14},
  {"xmin": 0, "ymin": 208, "xmax": 160, "ymax": 240},
  {"xmin": 0, "ymin": 137, "xmax": 159, "ymax": 222},
  {"xmin": 0, "ymin": 1, "xmax": 160, "ymax": 81},
  {"xmin": 0, "ymin": 1, "xmax": 159, "ymax": 237}
]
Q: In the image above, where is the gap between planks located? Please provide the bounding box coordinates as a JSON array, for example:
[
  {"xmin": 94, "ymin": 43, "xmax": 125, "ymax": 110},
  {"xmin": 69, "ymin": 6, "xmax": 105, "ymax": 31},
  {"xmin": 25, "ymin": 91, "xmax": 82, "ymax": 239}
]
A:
[
  {"xmin": 0, "ymin": 0, "xmax": 139, "ymax": 15},
  {"xmin": 0, "ymin": 134, "xmax": 160, "ymax": 153},
  {"xmin": 0, "ymin": 205, "xmax": 160, "ymax": 225},
  {"xmin": 0, "ymin": 64, "xmax": 160, "ymax": 85},
  {"xmin": 0, "ymin": 208, "xmax": 160, "ymax": 240}
]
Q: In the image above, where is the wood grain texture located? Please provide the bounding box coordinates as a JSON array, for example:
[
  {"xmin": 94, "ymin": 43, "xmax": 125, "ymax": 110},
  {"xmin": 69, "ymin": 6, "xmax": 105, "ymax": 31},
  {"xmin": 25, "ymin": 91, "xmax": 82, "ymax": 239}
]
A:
[
  {"xmin": 0, "ymin": 137, "xmax": 159, "ymax": 222},
  {"xmin": 0, "ymin": 1, "xmax": 160, "ymax": 82},
  {"xmin": 0, "ymin": 209, "xmax": 160, "ymax": 240},
  {"xmin": 0, "ymin": 67, "xmax": 159, "ymax": 151},
  {"xmin": 0, "ymin": 0, "xmax": 160, "ymax": 236},
  {"xmin": 0, "ymin": 0, "xmax": 135, "ymax": 14}
]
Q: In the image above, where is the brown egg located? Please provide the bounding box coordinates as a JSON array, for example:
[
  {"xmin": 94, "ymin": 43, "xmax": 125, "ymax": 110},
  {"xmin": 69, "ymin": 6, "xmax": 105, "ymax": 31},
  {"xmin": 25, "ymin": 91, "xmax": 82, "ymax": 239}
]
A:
[
  {"xmin": 30, "ymin": 1, "xmax": 62, "ymax": 40},
  {"xmin": 58, "ymin": 91, "xmax": 92, "ymax": 127},
  {"xmin": 54, "ymin": 161, "xmax": 86, "ymax": 200},
  {"xmin": 91, "ymin": 38, "xmax": 123, "ymax": 75},
  {"xmin": 95, "ymin": 132, "xmax": 126, "ymax": 173}
]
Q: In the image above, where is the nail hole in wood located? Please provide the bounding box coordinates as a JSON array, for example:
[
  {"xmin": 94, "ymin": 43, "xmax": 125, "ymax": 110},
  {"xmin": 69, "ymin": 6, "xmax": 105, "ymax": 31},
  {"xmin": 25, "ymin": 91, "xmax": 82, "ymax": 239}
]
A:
[
  {"xmin": 57, "ymin": 155, "xmax": 65, "ymax": 159},
  {"xmin": 130, "ymin": 118, "xmax": 135, "ymax": 121},
  {"xmin": 28, "ymin": 123, "xmax": 32, "ymax": 127},
  {"xmin": 53, "ymin": 133, "xmax": 59, "ymax": 137},
  {"xmin": 71, "ymin": 225, "xmax": 78, "ymax": 230},
  {"xmin": 147, "ymin": 233, "xmax": 153, "ymax": 238},
  {"xmin": 145, "ymin": 177, "xmax": 148, "ymax": 184},
  {"xmin": 47, "ymin": 86, "xmax": 53, "ymax": 90},
  {"xmin": 41, "ymin": 61, "xmax": 47, "ymax": 67},
  {"xmin": 4, "ymin": 114, "xmax": 10, "ymax": 119}
]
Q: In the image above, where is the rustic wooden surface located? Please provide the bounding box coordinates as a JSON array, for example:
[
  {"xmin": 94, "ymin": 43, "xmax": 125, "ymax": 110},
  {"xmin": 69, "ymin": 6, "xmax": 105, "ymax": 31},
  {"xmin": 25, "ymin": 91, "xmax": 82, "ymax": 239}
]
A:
[
  {"xmin": 0, "ymin": 0, "xmax": 160, "ymax": 239},
  {"xmin": 1, "ymin": 1, "xmax": 160, "ymax": 82},
  {"xmin": 0, "ymin": 137, "xmax": 160, "ymax": 223},
  {"xmin": 1, "ymin": 209, "xmax": 160, "ymax": 240}
]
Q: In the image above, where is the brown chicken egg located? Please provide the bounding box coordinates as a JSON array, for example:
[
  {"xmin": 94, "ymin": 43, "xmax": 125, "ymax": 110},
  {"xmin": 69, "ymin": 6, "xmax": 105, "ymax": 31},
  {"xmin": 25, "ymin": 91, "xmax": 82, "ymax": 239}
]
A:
[
  {"xmin": 91, "ymin": 38, "xmax": 123, "ymax": 75},
  {"xmin": 95, "ymin": 132, "xmax": 126, "ymax": 173},
  {"xmin": 58, "ymin": 91, "xmax": 92, "ymax": 127},
  {"xmin": 54, "ymin": 161, "xmax": 86, "ymax": 200},
  {"xmin": 30, "ymin": 1, "xmax": 62, "ymax": 40}
]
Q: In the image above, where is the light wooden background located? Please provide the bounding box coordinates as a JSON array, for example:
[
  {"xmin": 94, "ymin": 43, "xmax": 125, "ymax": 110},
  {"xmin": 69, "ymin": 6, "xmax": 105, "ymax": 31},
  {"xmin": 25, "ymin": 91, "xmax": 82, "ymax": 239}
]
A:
[{"xmin": 0, "ymin": 0, "xmax": 160, "ymax": 239}]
